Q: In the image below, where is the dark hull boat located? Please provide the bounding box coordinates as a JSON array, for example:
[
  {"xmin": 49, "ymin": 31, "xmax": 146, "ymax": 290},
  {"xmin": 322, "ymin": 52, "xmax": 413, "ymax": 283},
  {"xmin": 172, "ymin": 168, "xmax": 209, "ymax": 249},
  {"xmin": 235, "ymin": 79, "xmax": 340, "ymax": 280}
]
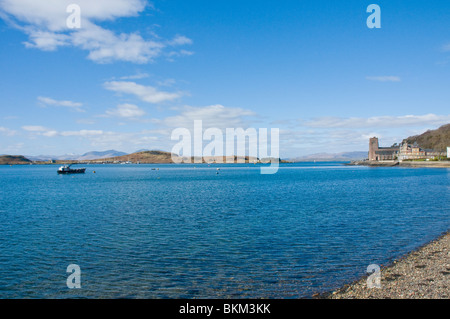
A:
[{"xmin": 57, "ymin": 165, "xmax": 86, "ymax": 174}]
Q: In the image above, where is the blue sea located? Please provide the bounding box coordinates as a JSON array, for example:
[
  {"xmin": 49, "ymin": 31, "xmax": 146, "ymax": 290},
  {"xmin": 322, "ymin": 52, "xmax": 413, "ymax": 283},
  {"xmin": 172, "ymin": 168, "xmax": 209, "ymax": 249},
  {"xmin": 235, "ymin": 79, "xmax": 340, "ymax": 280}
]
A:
[{"xmin": 0, "ymin": 162, "xmax": 449, "ymax": 298}]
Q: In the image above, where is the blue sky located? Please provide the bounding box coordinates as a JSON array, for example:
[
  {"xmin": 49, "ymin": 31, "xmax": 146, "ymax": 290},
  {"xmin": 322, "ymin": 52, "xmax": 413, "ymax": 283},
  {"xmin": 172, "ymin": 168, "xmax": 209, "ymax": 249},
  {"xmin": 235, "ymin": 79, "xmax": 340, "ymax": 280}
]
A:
[{"xmin": 1, "ymin": 0, "xmax": 449, "ymax": 157}]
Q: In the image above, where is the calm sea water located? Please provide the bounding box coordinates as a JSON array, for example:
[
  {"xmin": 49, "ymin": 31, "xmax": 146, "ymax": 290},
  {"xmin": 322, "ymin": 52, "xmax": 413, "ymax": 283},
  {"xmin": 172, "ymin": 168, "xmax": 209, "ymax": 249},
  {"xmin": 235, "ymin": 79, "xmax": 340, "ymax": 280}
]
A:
[{"xmin": 0, "ymin": 162, "xmax": 449, "ymax": 298}]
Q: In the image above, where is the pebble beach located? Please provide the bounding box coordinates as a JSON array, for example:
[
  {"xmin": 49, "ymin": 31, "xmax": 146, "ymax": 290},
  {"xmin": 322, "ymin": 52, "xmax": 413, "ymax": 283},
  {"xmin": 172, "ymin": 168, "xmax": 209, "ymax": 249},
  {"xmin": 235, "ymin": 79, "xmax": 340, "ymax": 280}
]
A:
[{"xmin": 324, "ymin": 231, "xmax": 450, "ymax": 299}]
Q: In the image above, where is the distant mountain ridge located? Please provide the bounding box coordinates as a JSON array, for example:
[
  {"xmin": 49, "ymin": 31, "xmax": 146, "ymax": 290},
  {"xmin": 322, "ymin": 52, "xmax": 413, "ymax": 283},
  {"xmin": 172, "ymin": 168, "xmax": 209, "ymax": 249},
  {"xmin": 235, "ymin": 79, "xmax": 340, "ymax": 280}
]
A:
[
  {"xmin": 77, "ymin": 150, "xmax": 128, "ymax": 160},
  {"xmin": 26, "ymin": 154, "xmax": 81, "ymax": 161},
  {"xmin": 26, "ymin": 150, "xmax": 128, "ymax": 161},
  {"xmin": 290, "ymin": 151, "xmax": 367, "ymax": 162}
]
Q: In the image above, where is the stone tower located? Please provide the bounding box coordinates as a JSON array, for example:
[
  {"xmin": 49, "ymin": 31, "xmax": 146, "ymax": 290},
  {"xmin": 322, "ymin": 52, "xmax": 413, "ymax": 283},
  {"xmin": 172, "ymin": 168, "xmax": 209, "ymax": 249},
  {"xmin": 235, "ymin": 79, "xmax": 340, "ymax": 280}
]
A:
[{"xmin": 369, "ymin": 137, "xmax": 379, "ymax": 161}]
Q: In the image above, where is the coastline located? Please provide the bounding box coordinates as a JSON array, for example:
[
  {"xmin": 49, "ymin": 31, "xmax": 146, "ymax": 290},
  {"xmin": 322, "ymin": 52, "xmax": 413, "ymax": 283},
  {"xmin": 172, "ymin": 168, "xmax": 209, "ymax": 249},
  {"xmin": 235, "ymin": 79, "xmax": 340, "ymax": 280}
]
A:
[
  {"xmin": 318, "ymin": 230, "xmax": 450, "ymax": 299},
  {"xmin": 346, "ymin": 160, "xmax": 450, "ymax": 168}
]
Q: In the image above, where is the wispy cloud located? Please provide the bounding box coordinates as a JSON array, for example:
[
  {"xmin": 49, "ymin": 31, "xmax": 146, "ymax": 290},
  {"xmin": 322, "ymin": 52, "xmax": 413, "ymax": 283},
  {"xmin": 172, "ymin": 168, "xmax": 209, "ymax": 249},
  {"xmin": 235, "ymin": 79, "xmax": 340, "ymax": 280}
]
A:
[
  {"xmin": 103, "ymin": 81, "xmax": 183, "ymax": 104},
  {"xmin": 22, "ymin": 125, "xmax": 49, "ymax": 132},
  {"xmin": 3, "ymin": 142, "xmax": 24, "ymax": 154},
  {"xmin": 304, "ymin": 114, "xmax": 450, "ymax": 129},
  {"xmin": 119, "ymin": 73, "xmax": 150, "ymax": 80},
  {"xmin": 0, "ymin": 0, "xmax": 193, "ymax": 64},
  {"xmin": 21, "ymin": 125, "xmax": 58, "ymax": 137},
  {"xmin": 104, "ymin": 103, "xmax": 146, "ymax": 119},
  {"xmin": 168, "ymin": 35, "xmax": 193, "ymax": 46},
  {"xmin": 277, "ymin": 113, "xmax": 450, "ymax": 157},
  {"xmin": 0, "ymin": 126, "xmax": 17, "ymax": 136},
  {"xmin": 365, "ymin": 76, "xmax": 401, "ymax": 82},
  {"xmin": 18, "ymin": 126, "xmax": 162, "ymax": 151},
  {"xmin": 162, "ymin": 104, "xmax": 256, "ymax": 129},
  {"xmin": 21, "ymin": 125, "xmax": 103, "ymax": 138},
  {"xmin": 60, "ymin": 130, "xmax": 104, "ymax": 137},
  {"xmin": 157, "ymin": 78, "xmax": 177, "ymax": 87},
  {"xmin": 37, "ymin": 96, "xmax": 85, "ymax": 112},
  {"xmin": 166, "ymin": 49, "xmax": 194, "ymax": 62},
  {"xmin": 3, "ymin": 116, "xmax": 19, "ymax": 120}
]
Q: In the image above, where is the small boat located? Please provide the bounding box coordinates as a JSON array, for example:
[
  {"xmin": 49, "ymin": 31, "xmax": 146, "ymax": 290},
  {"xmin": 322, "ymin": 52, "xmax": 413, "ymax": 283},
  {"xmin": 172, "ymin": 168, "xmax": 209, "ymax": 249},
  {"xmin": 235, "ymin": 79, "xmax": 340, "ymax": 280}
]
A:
[{"xmin": 57, "ymin": 164, "xmax": 86, "ymax": 174}]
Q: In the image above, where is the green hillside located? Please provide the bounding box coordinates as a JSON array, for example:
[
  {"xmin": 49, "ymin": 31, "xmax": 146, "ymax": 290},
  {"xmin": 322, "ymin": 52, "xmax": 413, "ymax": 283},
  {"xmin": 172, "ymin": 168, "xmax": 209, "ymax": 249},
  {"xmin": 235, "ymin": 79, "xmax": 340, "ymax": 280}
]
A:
[{"xmin": 404, "ymin": 124, "xmax": 450, "ymax": 151}]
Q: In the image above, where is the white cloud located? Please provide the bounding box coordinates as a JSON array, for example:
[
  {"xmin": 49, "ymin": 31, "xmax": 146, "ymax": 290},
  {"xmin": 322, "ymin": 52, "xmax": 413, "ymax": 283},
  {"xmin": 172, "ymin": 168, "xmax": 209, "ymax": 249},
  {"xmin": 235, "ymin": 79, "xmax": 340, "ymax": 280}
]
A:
[
  {"xmin": 0, "ymin": 126, "xmax": 17, "ymax": 136},
  {"xmin": 157, "ymin": 78, "xmax": 177, "ymax": 87},
  {"xmin": 71, "ymin": 23, "xmax": 165, "ymax": 63},
  {"xmin": 0, "ymin": 0, "xmax": 193, "ymax": 63},
  {"xmin": 163, "ymin": 104, "xmax": 256, "ymax": 129},
  {"xmin": 275, "ymin": 114, "xmax": 450, "ymax": 157},
  {"xmin": 168, "ymin": 35, "xmax": 193, "ymax": 46},
  {"xmin": 104, "ymin": 81, "xmax": 182, "ymax": 103},
  {"xmin": 24, "ymin": 30, "xmax": 70, "ymax": 51},
  {"xmin": 304, "ymin": 114, "xmax": 450, "ymax": 129},
  {"xmin": 105, "ymin": 103, "xmax": 146, "ymax": 118},
  {"xmin": 60, "ymin": 130, "xmax": 103, "ymax": 137},
  {"xmin": 0, "ymin": 0, "xmax": 147, "ymax": 30},
  {"xmin": 21, "ymin": 126, "xmax": 104, "ymax": 138},
  {"xmin": 22, "ymin": 125, "xmax": 49, "ymax": 132},
  {"xmin": 167, "ymin": 49, "xmax": 195, "ymax": 61},
  {"xmin": 366, "ymin": 76, "xmax": 401, "ymax": 82},
  {"xmin": 119, "ymin": 73, "xmax": 150, "ymax": 80},
  {"xmin": 42, "ymin": 130, "xmax": 59, "ymax": 137},
  {"xmin": 57, "ymin": 129, "xmax": 161, "ymax": 150},
  {"xmin": 85, "ymin": 130, "xmax": 161, "ymax": 149},
  {"xmin": 37, "ymin": 96, "xmax": 84, "ymax": 112},
  {"xmin": 3, "ymin": 143, "xmax": 24, "ymax": 154}
]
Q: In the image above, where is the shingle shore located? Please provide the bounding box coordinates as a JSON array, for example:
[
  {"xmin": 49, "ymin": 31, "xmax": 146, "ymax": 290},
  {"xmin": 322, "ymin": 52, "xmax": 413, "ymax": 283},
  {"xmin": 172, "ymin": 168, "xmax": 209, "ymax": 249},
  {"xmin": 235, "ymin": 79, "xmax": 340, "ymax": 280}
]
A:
[{"xmin": 321, "ymin": 231, "xmax": 450, "ymax": 299}]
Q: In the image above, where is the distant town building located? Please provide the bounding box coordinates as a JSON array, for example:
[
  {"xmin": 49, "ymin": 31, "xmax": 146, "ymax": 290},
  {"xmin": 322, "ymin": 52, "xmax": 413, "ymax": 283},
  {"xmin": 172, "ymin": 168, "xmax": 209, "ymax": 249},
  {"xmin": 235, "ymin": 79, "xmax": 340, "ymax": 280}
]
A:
[
  {"xmin": 369, "ymin": 137, "xmax": 446, "ymax": 162},
  {"xmin": 398, "ymin": 142, "xmax": 425, "ymax": 161},
  {"xmin": 368, "ymin": 137, "xmax": 399, "ymax": 161}
]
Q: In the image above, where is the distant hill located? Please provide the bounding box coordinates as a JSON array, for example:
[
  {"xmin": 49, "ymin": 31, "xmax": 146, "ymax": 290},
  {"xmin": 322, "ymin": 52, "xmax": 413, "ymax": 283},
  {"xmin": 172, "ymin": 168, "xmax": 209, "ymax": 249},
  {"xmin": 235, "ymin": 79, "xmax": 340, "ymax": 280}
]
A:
[
  {"xmin": 403, "ymin": 124, "xmax": 450, "ymax": 151},
  {"xmin": 77, "ymin": 150, "xmax": 128, "ymax": 161},
  {"xmin": 26, "ymin": 154, "xmax": 81, "ymax": 161},
  {"xmin": 290, "ymin": 151, "xmax": 367, "ymax": 162},
  {"xmin": 89, "ymin": 150, "xmax": 176, "ymax": 163},
  {"xmin": 0, "ymin": 155, "xmax": 31, "ymax": 165}
]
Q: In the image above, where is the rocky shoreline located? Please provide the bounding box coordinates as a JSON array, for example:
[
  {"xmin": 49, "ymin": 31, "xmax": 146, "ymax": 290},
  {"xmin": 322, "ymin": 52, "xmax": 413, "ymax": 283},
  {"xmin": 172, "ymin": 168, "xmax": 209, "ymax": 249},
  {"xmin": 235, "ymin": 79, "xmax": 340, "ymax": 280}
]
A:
[{"xmin": 318, "ymin": 231, "xmax": 450, "ymax": 299}]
